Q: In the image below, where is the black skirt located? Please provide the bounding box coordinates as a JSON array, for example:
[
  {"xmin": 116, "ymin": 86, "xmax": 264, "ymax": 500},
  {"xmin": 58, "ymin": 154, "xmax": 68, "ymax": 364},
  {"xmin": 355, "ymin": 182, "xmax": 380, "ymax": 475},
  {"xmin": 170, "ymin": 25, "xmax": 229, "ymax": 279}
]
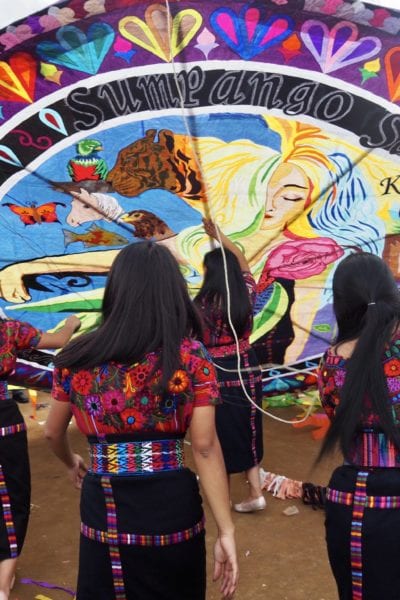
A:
[
  {"xmin": 213, "ymin": 349, "xmax": 263, "ymax": 474},
  {"xmin": 0, "ymin": 400, "xmax": 30, "ymax": 560},
  {"xmin": 77, "ymin": 467, "xmax": 206, "ymax": 600},
  {"xmin": 326, "ymin": 465, "xmax": 400, "ymax": 600}
]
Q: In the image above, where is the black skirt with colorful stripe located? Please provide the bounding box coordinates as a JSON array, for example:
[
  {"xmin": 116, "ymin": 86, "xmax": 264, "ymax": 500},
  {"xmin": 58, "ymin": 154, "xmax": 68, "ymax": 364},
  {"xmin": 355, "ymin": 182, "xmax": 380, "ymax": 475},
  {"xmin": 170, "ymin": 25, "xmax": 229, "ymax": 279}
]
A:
[
  {"xmin": 77, "ymin": 435, "xmax": 206, "ymax": 600},
  {"xmin": 212, "ymin": 348, "xmax": 263, "ymax": 474},
  {"xmin": 0, "ymin": 400, "xmax": 31, "ymax": 561},
  {"xmin": 325, "ymin": 465, "xmax": 400, "ymax": 600}
]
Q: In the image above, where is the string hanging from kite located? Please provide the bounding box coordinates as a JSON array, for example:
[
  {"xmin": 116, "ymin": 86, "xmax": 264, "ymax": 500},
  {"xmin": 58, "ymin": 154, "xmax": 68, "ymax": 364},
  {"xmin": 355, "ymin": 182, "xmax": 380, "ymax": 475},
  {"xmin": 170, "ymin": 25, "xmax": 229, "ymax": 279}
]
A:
[{"xmin": 165, "ymin": 0, "xmax": 316, "ymax": 425}]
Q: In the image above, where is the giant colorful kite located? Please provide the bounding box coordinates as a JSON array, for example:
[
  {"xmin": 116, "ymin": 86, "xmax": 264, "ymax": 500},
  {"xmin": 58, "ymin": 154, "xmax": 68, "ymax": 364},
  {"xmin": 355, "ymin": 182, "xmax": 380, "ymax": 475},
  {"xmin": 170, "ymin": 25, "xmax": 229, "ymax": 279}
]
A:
[{"xmin": 0, "ymin": 0, "xmax": 399, "ymax": 392}]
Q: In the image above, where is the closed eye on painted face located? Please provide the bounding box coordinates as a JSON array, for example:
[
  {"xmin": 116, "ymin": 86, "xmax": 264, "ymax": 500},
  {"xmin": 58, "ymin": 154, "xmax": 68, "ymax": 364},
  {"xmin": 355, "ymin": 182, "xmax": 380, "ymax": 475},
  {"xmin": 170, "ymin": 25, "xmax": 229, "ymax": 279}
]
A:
[{"xmin": 261, "ymin": 163, "xmax": 310, "ymax": 231}]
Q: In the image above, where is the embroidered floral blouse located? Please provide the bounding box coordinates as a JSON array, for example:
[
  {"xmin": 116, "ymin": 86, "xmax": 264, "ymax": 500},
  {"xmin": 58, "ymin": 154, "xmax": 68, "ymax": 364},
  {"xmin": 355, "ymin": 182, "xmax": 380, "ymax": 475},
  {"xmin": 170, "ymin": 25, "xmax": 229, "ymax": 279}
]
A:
[
  {"xmin": 0, "ymin": 319, "xmax": 42, "ymax": 401},
  {"xmin": 197, "ymin": 272, "xmax": 256, "ymax": 353},
  {"xmin": 52, "ymin": 338, "xmax": 221, "ymax": 436},
  {"xmin": 318, "ymin": 336, "xmax": 400, "ymax": 467}
]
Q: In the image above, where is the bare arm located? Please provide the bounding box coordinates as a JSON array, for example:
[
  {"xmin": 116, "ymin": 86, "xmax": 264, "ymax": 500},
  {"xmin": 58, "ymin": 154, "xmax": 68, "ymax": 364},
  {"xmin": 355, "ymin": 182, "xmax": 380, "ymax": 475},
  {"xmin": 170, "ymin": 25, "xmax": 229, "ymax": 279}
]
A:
[
  {"xmin": 189, "ymin": 406, "xmax": 238, "ymax": 599},
  {"xmin": 203, "ymin": 218, "xmax": 249, "ymax": 272},
  {"xmin": 37, "ymin": 315, "xmax": 81, "ymax": 349},
  {"xmin": 45, "ymin": 399, "xmax": 87, "ymax": 489},
  {"xmin": 0, "ymin": 250, "xmax": 119, "ymax": 303}
]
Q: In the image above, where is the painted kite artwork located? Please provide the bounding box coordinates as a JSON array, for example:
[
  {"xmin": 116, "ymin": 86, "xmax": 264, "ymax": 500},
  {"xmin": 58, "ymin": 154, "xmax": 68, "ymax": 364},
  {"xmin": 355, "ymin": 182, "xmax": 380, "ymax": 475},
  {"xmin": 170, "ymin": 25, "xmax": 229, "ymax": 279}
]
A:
[{"xmin": 0, "ymin": 0, "xmax": 399, "ymax": 393}]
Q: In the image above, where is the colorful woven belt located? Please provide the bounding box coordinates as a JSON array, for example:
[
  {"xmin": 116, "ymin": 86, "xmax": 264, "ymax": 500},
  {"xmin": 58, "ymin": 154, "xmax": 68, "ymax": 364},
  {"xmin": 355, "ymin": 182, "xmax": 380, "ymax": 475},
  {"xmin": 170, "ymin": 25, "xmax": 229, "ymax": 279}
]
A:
[
  {"xmin": 88, "ymin": 438, "xmax": 185, "ymax": 476},
  {"xmin": 328, "ymin": 471, "xmax": 400, "ymax": 599},
  {"xmin": 0, "ymin": 422, "xmax": 26, "ymax": 438},
  {"xmin": 92, "ymin": 472, "xmax": 201, "ymax": 599},
  {"xmin": 327, "ymin": 486, "xmax": 400, "ymax": 508},
  {"xmin": 81, "ymin": 515, "xmax": 205, "ymax": 547}
]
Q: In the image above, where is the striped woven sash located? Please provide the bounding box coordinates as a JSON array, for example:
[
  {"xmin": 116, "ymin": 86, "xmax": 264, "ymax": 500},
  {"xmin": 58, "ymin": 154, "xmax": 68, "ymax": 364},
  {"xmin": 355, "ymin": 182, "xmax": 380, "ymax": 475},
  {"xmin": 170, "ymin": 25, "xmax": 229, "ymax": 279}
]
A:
[
  {"xmin": 0, "ymin": 422, "xmax": 26, "ymax": 437},
  {"xmin": 88, "ymin": 438, "xmax": 185, "ymax": 476}
]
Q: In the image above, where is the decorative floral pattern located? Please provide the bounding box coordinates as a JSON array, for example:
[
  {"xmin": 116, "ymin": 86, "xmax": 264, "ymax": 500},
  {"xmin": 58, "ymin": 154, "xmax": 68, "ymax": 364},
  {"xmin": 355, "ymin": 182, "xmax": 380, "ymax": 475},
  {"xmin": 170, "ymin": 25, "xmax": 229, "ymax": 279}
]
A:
[
  {"xmin": 71, "ymin": 370, "xmax": 93, "ymax": 395},
  {"xmin": 195, "ymin": 360, "xmax": 214, "ymax": 382},
  {"xmin": 168, "ymin": 370, "xmax": 189, "ymax": 394},
  {"xmin": 120, "ymin": 407, "xmax": 146, "ymax": 429},
  {"xmin": 135, "ymin": 389, "xmax": 156, "ymax": 416},
  {"xmin": 387, "ymin": 377, "xmax": 400, "ymax": 394},
  {"xmin": 128, "ymin": 363, "xmax": 151, "ymax": 388},
  {"xmin": 52, "ymin": 338, "xmax": 220, "ymax": 435},
  {"xmin": 103, "ymin": 389, "xmax": 125, "ymax": 413},
  {"xmin": 384, "ymin": 359, "xmax": 400, "ymax": 378},
  {"xmin": 333, "ymin": 368, "xmax": 345, "ymax": 387},
  {"xmin": 159, "ymin": 396, "xmax": 178, "ymax": 415},
  {"xmin": 0, "ymin": 320, "xmax": 41, "ymax": 400},
  {"xmin": 84, "ymin": 394, "xmax": 103, "ymax": 418}
]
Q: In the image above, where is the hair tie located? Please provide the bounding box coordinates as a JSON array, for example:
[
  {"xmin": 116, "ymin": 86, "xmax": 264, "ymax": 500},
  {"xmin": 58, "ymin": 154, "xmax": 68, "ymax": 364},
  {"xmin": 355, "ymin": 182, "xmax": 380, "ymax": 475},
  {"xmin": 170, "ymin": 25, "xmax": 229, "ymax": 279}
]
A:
[{"xmin": 367, "ymin": 302, "xmax": 376, "ymax": 306}]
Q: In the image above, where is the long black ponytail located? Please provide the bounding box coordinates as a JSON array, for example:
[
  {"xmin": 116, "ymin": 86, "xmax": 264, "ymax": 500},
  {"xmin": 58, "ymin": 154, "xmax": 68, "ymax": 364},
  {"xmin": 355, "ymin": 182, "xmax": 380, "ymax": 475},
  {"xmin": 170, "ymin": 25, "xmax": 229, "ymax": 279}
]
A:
[{"xmin": 318, "ymin": 252, "xmax": 400, "ymax": 460}]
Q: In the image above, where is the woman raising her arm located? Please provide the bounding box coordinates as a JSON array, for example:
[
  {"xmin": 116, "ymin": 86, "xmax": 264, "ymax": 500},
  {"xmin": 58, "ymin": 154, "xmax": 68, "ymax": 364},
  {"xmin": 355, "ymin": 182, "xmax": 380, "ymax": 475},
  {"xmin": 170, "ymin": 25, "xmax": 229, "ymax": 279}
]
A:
[{"xmin": 195, "ymin": 219, "xmax": 265, "ymax": 513}]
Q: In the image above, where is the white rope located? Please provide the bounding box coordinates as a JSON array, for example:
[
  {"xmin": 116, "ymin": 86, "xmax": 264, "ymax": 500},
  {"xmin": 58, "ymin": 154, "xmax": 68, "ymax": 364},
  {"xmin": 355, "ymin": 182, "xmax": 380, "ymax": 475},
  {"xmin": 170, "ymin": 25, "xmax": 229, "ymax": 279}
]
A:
[
  {"xmin": 165, "ymin": 0, "xmax": 316, "ymax": 425},
  {"xmin": 214, "ymin": 358, "xmax": 320, "ymax": 378}
]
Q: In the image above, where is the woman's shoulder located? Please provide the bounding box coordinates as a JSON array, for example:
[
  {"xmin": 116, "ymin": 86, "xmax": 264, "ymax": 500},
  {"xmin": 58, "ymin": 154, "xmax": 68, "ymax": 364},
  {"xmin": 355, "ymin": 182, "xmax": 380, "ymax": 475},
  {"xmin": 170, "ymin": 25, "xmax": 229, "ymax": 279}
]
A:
[
  {"xmin": 324, "ymin": 332, "xmax": 400, "ymax": 367},
  {"xmin": 319, "ymin": 346, "xmax": 347, "ymax": 371},
  {"xmin": 329, "ymin": 338, "xmax": 359, "ymax": 360}
]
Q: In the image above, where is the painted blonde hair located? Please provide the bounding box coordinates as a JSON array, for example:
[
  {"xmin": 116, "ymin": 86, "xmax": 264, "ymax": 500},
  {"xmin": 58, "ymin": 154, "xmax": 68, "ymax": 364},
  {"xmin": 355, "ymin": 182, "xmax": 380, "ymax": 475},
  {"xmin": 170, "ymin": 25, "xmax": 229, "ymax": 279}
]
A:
[{"xmin": 177, "ymin": 115, "xmax": 393, "ymax": 278}]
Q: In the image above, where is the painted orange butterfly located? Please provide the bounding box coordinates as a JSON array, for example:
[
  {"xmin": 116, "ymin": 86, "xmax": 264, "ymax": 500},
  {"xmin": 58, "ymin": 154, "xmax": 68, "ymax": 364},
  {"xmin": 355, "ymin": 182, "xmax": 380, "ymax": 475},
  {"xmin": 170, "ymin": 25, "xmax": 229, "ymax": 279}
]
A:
[{"xmin": 4, "ymin": 201, "xmax": 65, "ymax": 225}]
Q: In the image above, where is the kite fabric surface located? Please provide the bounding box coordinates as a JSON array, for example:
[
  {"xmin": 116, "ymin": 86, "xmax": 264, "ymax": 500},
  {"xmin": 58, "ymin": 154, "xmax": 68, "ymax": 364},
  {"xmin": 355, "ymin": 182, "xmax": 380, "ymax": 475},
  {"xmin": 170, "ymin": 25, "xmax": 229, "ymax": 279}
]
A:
[{"xmin": 0, "ymin": 0, "xmax": 399, "ymax": 391}]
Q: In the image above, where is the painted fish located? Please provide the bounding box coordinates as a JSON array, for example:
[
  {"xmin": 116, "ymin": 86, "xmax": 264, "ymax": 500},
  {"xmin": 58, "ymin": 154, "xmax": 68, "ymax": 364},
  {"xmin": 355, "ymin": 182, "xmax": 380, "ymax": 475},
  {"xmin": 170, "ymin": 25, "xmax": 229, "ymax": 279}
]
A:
[{"xmin": 63, "ymin": 224, "xmax": 128, "ymax": 248}]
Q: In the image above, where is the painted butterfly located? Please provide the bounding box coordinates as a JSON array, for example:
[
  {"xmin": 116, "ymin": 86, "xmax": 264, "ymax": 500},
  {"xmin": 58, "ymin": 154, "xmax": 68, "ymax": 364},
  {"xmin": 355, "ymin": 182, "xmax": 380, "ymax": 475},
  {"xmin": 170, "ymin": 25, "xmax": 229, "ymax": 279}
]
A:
[{"xmin": 4, "ymin": 201, "xmax": 65, "ymax": 225}]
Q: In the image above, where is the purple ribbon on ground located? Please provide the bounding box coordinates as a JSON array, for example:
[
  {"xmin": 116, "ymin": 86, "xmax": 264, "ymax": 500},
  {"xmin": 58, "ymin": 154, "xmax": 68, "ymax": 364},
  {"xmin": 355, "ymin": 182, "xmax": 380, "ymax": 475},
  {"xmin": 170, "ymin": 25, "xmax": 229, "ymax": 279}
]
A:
[{"xmin": 20, "ymin": 578, "xmax": 76, "ymax": 596}]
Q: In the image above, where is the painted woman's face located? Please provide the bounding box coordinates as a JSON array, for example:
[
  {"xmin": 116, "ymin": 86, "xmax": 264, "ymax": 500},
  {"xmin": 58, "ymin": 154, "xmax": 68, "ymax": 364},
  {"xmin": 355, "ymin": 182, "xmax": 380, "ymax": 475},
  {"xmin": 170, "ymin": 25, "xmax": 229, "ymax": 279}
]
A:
[{"xmin": 261, "ymin": 163, "xmax": 311, "ymax": 230}]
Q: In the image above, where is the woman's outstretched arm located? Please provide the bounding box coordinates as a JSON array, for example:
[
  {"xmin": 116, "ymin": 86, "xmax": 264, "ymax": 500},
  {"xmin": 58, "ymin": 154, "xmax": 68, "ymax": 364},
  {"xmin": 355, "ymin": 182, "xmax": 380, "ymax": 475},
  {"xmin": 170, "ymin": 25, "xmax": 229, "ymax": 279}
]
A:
[{"xmin": 37, "ymin": 315, "xmax": 81, "ymax": 349}]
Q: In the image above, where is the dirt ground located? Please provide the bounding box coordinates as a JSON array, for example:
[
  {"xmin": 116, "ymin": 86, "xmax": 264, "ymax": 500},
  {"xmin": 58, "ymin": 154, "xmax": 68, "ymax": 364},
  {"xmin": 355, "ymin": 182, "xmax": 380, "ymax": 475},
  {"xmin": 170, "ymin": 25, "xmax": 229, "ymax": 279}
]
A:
[{"xmin": 10, "ymin": 395, "xmax": 339, "ymax": 600}]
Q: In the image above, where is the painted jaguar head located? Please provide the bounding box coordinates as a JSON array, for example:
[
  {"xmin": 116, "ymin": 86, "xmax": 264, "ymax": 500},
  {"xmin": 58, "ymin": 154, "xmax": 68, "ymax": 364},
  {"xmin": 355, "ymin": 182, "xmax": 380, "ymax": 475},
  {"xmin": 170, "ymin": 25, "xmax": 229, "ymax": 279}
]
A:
[{"xmin": 107, "ymin": 129, "xmax": 203, "ymax": 201}]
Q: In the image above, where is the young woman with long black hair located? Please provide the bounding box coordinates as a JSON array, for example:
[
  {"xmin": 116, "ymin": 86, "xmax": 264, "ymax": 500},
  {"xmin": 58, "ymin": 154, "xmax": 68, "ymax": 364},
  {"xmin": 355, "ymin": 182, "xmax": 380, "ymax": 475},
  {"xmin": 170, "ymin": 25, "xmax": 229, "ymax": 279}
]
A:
[
  {"xmin": 318, "ymin": 252, "xmax": 400, "ymax": 599},
  {"xmin": 195, "ymin": 219, "xmax": 265, "ymax": 513},
  {"xmin": 0, "ymin": 314, "xmax": 80, "ymax": 600},
  {"xmin": 45, "ymin": 241, "xmax": 238, "ymax": 600}
]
